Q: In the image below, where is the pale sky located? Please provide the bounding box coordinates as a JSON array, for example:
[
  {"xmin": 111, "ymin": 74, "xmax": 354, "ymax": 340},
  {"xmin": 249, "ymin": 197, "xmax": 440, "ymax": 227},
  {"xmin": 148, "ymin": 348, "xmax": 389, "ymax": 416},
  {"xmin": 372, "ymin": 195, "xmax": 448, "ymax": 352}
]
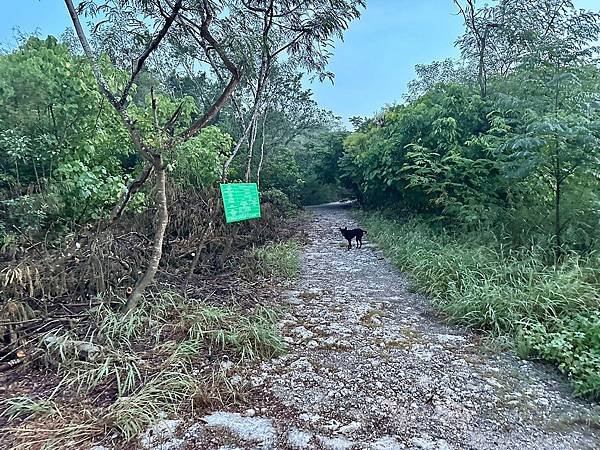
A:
[{"xmin": 2, "ymin": 0, "xmax": 599, "ymax": 123}]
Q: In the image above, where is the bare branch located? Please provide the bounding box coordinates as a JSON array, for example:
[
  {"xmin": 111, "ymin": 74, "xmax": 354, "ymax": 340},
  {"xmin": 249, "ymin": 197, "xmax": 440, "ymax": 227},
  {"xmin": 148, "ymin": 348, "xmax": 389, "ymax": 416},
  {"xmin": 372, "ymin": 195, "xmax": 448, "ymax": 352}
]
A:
[{"xmin": 118, "ymin": 0, "xmax": 183, "ymax": 108}]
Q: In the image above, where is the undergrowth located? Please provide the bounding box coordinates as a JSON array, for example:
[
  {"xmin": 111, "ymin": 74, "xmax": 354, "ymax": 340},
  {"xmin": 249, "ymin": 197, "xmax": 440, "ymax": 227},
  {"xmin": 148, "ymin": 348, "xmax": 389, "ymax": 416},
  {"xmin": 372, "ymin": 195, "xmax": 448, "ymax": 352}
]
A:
[
  {"xmin": 1, "ymin": 290, "xmax": 286, "ymax": 447},
  {"xmin": 358, "ymin": 211, "xmax": 600, "ymax": 400},
  {"xmin": 251, "ymin": 240, "xmax": 301, "ymax": 280}
]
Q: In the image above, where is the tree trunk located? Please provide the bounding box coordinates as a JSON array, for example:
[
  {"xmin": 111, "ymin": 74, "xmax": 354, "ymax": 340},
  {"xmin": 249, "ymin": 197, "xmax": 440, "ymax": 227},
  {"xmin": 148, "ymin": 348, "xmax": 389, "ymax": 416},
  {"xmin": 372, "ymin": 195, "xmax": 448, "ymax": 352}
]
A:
[
  {"xmin": 256, "ymin": 113, "xmax": 268, "ymax": 188},
  {"xmin": 554, "ymin": 178, "xmax": 561, "ymax": 264},
  {"xmin": 222, "ymin": 117, "xmax": 255, "ymax": 181},
  {"xmin": 478, "ymin": 26, "xmax": 490, "ymax": 98},
  {"xmin": 223, "ymin": 60, "xmax": 269, "ymax": 182},
  {"xmin": 245, "ymin": 116, "xmax": 260, "ymax": 182},
  {"xmin": 123, "ymin": 156, "xmax": 169, "ymax": 313},
  {"xmin": 554, "ymin": 140, "xmax": 562, "ymax": 265}
]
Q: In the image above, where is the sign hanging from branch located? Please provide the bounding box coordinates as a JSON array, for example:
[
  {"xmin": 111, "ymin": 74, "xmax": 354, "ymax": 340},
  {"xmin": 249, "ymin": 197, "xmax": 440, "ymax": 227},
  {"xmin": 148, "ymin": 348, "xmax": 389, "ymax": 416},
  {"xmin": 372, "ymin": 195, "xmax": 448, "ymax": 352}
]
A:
[{"xmin": 220, "ymin": 183, "xmax": 261, "ymax": 223}]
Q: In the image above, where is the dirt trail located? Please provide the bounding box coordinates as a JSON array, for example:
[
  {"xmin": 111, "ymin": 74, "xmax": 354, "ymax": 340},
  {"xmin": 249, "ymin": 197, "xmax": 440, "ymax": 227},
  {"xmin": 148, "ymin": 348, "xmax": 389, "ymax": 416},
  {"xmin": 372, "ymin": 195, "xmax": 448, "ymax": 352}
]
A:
[{"xmin": 150, "ymin": 204, "xmax": 600, "ymax": 450}]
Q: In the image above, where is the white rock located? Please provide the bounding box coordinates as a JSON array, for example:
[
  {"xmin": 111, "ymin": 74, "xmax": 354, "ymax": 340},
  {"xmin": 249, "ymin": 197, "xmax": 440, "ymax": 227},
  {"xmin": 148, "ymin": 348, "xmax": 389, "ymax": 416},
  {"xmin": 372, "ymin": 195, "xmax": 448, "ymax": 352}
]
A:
[
  {"xmin": 287, "ymin": 427, "xmax": 315, "ymax": 449},
  {"xmin": 410, "ymin": 437, "xmax": 436, "ymax": 449},
  {"xmin": 436, "ymin": 440, "xmax": 452, "ymax": 450},
  {"xmin": 230, "ymin": 375, "xmax": 243, "ymax": 386},
  {"xmin": 370, "ymin": 436, "xmax": 405, "ymax": 450},
  {"xmin": 323, "ymin": 419, "xmax": 341, "ymax": 431},
  {"xmin": 537, "ymin": 397, "xmax": 550, "ymax": 406},
  {"xmin": 318, "ymin": 435, "xmax": 355, "ymax": 450},
  {"xmin": 435, "ymin": 334, "xmax": 466, "ymax": 344},
  {"xmin": 299, "ymin": 412, "xmax": 322, "ymax": 423},
  {"xmin": 291, "ymin": 325, "xmax": 315, "ymax": 340},
  {"xmin": 140, "ymin": 420, "xmax": 183, "ymax": 450},
  {"xmin": 290, "ymin": 358, "xmax": 314, "ymax": 371},
  {"xmin": 409, "ymin": 437, "xmax": 451, "ymax": 450},
  {"xmin": 484, "ymin": 376, "xmax": 503, "ymax": 389},
  {"xmin": 339, "ymin": 421, "xmax": 362, "ymax": 434},
  {"xmin": 182, "ymin": 423, "xmax": 204, "ymax": 440},
  {"xmin": 220, "ymin": 360, "xmax": 234, "ymax": 371},
  {"xmin": 201, "ymin": 411, "xmax": 276, "ymax": 444}
]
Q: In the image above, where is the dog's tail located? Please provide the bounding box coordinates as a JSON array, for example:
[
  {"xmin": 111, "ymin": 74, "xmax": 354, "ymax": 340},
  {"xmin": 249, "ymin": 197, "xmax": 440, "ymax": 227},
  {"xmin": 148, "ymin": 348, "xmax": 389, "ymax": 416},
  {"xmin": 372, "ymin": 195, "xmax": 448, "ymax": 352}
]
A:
[{"xmin": 362, "ymin": 229, "xmax": 368, "ymax": 234}]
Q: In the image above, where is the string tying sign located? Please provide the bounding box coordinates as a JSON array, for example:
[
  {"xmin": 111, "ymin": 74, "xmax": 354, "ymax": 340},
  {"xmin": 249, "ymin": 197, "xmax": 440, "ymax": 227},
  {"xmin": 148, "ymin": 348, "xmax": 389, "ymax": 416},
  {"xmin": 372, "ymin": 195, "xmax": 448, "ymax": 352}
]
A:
[{"xmin": 220, "ymin": 183, "xmax": 261, "ymax": 223}]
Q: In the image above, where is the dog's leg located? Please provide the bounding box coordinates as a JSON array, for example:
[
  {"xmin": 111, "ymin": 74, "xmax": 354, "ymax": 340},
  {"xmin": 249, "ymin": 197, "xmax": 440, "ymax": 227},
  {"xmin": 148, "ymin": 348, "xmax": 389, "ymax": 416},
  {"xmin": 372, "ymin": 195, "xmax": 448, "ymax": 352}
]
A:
[
  {"xmin": 347, "ymin": 239, "xmax": 351, "ymax": 250},
  {"xmin": 358, "ymin": 237, "xmax": 362, "ymax": 248}
]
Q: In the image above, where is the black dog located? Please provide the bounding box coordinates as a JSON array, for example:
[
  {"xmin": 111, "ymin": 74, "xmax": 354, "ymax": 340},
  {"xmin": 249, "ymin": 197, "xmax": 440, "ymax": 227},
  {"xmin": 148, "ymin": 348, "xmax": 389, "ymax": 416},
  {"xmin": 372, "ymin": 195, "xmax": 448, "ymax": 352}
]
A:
[{"xmin": 339, "ymin": 227, "xmax": 367, "ymax": 250}]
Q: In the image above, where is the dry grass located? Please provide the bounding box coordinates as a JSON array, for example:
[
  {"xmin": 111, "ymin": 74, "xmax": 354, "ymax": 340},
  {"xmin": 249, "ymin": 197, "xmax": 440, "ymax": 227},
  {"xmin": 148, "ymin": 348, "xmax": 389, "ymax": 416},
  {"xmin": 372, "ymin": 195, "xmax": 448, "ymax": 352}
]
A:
[{"xmin": 2, "ymin": 288, "xmax": 286, "ymax": 448}]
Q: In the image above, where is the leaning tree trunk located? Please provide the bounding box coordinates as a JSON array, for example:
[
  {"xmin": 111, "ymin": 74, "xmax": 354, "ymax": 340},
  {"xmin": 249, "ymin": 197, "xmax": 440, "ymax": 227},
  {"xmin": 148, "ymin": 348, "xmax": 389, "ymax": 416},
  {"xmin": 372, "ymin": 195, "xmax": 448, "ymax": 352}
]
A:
[
  {"xmin": 123, "ymin": 156, "xmax": 169, "ymax": 313},
  {"xmin": 222, "ymin": 117, "xmax": 256, "ymax": 181},
  {"xmin": 65, "ymin": 0, "xmax": 242, "ymax": 312}
]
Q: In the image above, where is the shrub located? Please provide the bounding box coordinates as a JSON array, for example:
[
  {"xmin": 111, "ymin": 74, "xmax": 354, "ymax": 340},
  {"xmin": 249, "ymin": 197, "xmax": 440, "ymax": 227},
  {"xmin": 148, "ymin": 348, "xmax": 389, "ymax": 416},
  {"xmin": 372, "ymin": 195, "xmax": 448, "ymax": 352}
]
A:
[
  {"xmin": 252, "ymin": 241, "xmax": 301, "ymax": 280},
  {"xmin": 519, "ymin": 312, "xmax": 600, "ymax": 400},
  {"xmin": 261, "ymin": 188, "xmax": 298, "ymax": 216}
]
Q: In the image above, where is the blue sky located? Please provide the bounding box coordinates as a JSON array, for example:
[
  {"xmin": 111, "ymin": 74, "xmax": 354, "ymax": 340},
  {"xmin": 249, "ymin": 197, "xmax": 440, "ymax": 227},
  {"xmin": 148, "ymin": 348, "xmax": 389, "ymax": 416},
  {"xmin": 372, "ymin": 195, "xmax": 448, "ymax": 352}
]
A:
[{"xmin": 1, "ymin": 0, "xmax": 599, "ymax": 123}]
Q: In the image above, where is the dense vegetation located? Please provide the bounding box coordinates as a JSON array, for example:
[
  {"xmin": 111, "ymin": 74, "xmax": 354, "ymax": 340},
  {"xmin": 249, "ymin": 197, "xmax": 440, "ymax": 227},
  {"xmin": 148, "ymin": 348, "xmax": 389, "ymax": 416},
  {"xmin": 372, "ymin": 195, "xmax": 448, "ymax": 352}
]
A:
[
  {"xmin": 309, "ymin": 0, "xmax": 600, "ymax": 399},
  {"xmin": 0, "ymin": 0, "xmax": 362, "ymax": 446},
  {"xmin": 2, "ymin": 0, "xmax": 600, "ymax": 446}
]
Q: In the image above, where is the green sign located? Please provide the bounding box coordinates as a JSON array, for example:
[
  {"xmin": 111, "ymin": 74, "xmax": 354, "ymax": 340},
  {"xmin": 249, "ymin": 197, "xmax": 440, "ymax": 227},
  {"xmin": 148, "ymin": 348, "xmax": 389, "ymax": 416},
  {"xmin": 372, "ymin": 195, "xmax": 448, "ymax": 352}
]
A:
[{"xmin": 220, "ymin": 183, "xmax": 261, "ymax": 223}]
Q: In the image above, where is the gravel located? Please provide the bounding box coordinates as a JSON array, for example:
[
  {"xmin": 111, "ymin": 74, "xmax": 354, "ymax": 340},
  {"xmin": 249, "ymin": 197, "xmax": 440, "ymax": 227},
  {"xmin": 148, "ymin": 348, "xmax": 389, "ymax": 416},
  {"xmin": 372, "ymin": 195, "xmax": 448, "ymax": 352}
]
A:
[{"xmin": 146, "ymin": 203, "xmax": 600, "ymax": 450}]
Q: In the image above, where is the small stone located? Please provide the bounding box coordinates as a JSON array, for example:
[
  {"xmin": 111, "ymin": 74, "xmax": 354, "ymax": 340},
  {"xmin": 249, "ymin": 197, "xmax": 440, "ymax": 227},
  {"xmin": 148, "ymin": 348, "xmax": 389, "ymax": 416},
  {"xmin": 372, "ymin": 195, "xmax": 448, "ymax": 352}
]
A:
[
  {"xmin": 291, "ymin": 325, "xmax": 315, "ymax": 340},
  {"xmin": 220, "ymin": 360, "xmax": 234, "ymax": 371},
  {"xmin": 299, "ymin": 413, "xmax": 321, "ymax": 423},
  {"xmin": 202, "ymin": 411, "xmax": 276, "ymax": 444},
  {"xmin": 410, "ymin": 437, "xmax": 436, "ymax": 449},
  {"xmin": 140, "ymin": 420, "xmax": 183, "ymax": 449},
  {"xmin": 229, "ymin": 375, "xmax": 243, "ymax": 385},
  {"xmin": 287, "ymin": 427, "xmax": 314, "ymax": 449},
  {"xmin": 436, "ymin": 440, "xmax": 452, "ymax": 450},
  {"xmin": 244, "ymin": 408, "xmax": 256, "ymax": 417},
  {"xmin": 323, "ymin": 419, "xmax": 341, "ymax": 431},
  {"xmin": 318, "ymin": 435, "xmax": 355, "ymax": 450},
  {"xmin": 370, "ymin": 436, "xmax": 405, "ymax": 450},
  {"xmin": 339, "ymin": 421, "xmax": 362, "ymax": 434}
]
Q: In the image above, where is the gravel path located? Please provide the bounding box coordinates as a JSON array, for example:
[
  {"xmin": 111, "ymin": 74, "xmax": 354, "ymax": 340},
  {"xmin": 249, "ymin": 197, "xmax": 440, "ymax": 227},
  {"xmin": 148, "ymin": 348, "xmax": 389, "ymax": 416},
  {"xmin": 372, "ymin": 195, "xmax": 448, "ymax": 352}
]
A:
[{"xmin": 150, "ymin": 204, "xmax": 600, "ymax": 450}]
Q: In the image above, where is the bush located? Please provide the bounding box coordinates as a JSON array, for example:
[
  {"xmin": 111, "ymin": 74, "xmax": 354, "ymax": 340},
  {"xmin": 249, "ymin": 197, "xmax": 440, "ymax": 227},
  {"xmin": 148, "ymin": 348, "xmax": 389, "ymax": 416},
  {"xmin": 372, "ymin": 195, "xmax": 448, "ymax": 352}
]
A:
[
  {"xmin": 519, "ymin": 312, "xmax": 600, "ymax": 400},
  {"xmin": 358, "ymin": 211, "xmax": 600, "ymax": 399},
  {"xmin": 252, "ymin": 240, "xmax": 301, "ymax": 280},
  {"xmin": 261, "ymin": 188, "xmax": 298, "ymax": 216}
]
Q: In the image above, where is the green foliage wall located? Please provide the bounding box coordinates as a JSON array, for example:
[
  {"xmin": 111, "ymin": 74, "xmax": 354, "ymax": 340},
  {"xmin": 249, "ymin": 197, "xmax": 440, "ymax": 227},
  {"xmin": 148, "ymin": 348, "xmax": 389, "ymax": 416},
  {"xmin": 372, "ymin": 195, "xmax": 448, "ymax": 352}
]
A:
[
  {"xmin": 341, "ymin": 69, "xmax": 600, "ymax": 253},
  {"xmin": 0, "ymin": 36, "xmax": 236, "ymax": 243},
  {"xmin": 0, "ymin": 36, "xmax": 133, "ymax": 232}
]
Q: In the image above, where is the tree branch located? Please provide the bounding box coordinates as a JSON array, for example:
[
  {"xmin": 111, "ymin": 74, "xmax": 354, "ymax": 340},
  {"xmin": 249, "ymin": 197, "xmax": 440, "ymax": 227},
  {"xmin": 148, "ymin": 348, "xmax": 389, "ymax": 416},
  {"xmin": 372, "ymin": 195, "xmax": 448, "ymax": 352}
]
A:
[
  {"xmin": 110, "ymin": 163, "xmax": 154, "ymax": 222},
  {"xmin": 64, "ymin": 0, "xmax": 119, "ymax": 108},
  {"xmin": 118, "ymin": 0, "xmax": 183, "ymax": 108}
]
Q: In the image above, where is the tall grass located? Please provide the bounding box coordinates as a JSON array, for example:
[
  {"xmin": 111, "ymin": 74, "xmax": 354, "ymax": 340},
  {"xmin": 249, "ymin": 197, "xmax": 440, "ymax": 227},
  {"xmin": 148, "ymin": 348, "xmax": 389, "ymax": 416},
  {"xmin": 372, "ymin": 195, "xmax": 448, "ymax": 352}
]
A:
[
  {"xmin": 1, "ymin": 396, "xmax": 62, "ymax": 422},
  {"xmin": 252, "ymin": 241, "xmax": 301, "ymax": 279},
  {"xmin": 4, "ymin": 291, "xmax": 286, "ymax": 447},
  {"xmin": 359, "ymin": 211, "xmax": 600, "ymax": 400}
]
